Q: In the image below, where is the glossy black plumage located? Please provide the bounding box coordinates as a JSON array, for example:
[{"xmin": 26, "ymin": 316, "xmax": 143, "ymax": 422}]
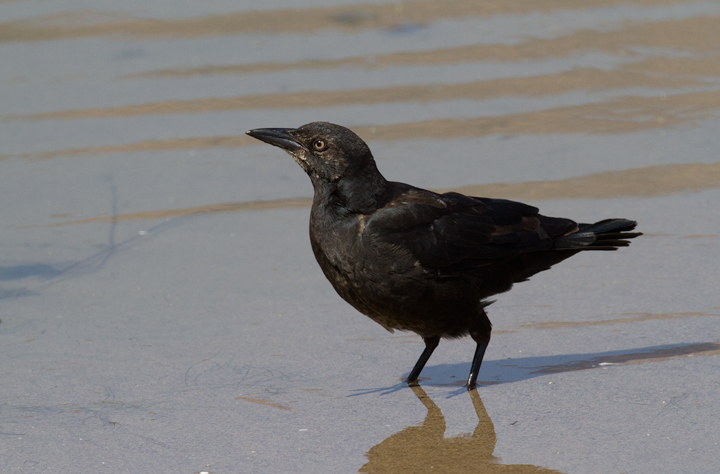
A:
[{"xmin": 246, "ymin": 122, "xmax": 641, "ymax": 389}]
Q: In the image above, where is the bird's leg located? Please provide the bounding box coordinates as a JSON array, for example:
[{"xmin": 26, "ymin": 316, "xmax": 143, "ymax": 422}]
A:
[
  {"xmin": 407, "ymin": 336, "xmax": 440, "ymax": 384},
  {"xmin": 466, "ymin": 339, "xmax": 489, "ymax": 390},
  {"xmin": 467, "ymin": 307, "xmax": 492, "ymax": 390}
]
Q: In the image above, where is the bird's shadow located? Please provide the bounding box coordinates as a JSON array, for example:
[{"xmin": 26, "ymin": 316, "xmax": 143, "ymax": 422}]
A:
[{"xmin": 351, "ymin": 340, "xmax": 720, "ymax": 398}]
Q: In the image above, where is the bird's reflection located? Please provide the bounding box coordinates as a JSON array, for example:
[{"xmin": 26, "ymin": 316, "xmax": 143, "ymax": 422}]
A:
[{"xmin": 360, "ymin": 385, "xmax": 563, "ymax": 473}]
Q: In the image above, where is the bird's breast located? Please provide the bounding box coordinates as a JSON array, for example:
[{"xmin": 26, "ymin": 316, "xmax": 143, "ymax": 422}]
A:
[{"xmin": 309, "ymin": 210, "xmax": 365, "ymax": 276}]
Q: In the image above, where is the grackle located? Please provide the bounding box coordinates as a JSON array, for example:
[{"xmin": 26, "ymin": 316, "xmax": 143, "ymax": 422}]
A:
[{"xmin": 246, "ymin": 122, "xmax": 641, "ymax": 390}]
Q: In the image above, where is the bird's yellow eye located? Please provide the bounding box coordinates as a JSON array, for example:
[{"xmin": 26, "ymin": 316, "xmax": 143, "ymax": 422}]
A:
[{"xmin": 313, "ymin": 139, "xmax": 327, "ymax": 151}]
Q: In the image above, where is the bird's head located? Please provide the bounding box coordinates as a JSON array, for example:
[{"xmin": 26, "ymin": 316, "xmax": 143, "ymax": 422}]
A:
[{"xmin": 246, "ymin": 122, "xmax": 377, "ymax": 184}]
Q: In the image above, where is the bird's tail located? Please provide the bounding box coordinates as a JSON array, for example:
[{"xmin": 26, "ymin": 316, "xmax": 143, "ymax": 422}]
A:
[{"xmin": 554, "ymin": 219, "xmax": 642, "ymax": 250}]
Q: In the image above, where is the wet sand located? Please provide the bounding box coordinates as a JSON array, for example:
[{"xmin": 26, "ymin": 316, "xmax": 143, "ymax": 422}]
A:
[{"xmin": 2, "ymin": 0, "xmax": 720, "ymax": 472}]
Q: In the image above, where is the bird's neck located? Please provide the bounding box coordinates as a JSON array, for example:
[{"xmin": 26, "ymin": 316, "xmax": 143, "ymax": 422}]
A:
[{"xmin": 311, "ymin": 165, "xmax": 389, "ymax": 216}]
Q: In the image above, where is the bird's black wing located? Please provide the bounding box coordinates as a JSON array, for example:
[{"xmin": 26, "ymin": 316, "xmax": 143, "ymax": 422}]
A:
[{"xmin": 363, "ymin": 183, "xmax": 578, "ymax": 274}]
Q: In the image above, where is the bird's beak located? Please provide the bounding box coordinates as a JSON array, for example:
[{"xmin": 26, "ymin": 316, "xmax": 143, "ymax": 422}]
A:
[{"xmin": 246, "ymin": 128, "xmax": 308, "ymax": 152}]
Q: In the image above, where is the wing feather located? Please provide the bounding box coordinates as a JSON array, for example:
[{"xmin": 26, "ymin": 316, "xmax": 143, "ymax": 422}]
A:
[{"xmin": 363, "ymin": 183, "xmax": 577, "ymax": 273}]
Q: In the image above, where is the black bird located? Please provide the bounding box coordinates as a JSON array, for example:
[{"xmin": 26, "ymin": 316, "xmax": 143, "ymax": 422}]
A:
[{"xmin": 246, "ymin": 122, "xmax": 641, "ymax": 390}]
